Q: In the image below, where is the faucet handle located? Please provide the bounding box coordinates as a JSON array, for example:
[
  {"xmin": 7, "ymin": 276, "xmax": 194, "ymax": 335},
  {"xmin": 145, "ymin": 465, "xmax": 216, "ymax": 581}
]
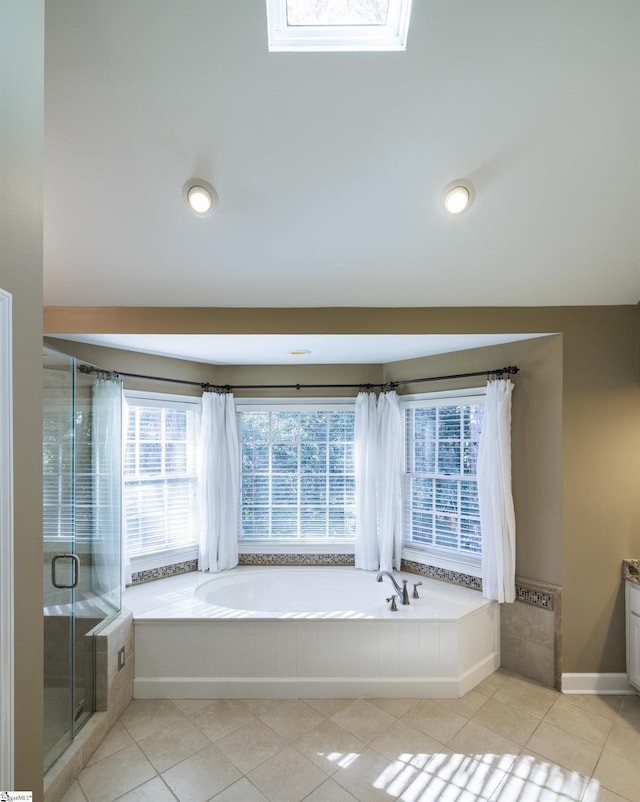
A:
[
  {"xmin": 412, "ymin": 581, "xmax": 423, "ymax": 599},
  {"xmin": 386, "ymin": 595, "xmax": 398, "ymax": 611}
]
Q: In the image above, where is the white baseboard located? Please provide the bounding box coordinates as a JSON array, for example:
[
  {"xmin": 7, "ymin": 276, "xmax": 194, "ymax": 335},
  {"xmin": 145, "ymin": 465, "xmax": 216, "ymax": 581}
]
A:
[
  {"xmin": 134, "ymin": 675, "xmax": 481, "ymax": 700},
  {"xmin": 561, "ymin": 672, "xmax": 638, "ymax": 695}
]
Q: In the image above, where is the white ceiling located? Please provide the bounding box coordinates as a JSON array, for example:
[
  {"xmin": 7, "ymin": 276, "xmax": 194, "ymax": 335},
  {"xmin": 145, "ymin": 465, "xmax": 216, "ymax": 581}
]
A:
[
  {"xmin": 43, "ymin": 0, "xmax": 640, "ymax": 311},
  {"xmin": 50, "ymin": 332, "xmax": 544, "ymax": 365}
]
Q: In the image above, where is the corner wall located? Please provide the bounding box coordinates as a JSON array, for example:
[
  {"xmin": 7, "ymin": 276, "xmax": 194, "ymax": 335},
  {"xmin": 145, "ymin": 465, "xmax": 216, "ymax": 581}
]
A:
[{"xmin": 1, "ymin": 1, "xmax": 44, "ymax": 797}]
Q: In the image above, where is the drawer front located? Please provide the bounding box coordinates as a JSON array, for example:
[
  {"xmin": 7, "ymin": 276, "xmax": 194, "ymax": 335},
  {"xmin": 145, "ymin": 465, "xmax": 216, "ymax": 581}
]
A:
[
  {"xmin": 629, "ymin": 611, "xmax": 640, "ymax": 691},
  {"xmin": 629, "ymin": 582, "xmax": 640, "ymax": 617}
]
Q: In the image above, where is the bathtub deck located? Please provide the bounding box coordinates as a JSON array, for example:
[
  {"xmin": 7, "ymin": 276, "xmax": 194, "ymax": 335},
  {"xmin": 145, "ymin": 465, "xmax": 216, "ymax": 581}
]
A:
[{"xmin": 124, "ymin": 568, "xmax": 500, "ymax": 700}]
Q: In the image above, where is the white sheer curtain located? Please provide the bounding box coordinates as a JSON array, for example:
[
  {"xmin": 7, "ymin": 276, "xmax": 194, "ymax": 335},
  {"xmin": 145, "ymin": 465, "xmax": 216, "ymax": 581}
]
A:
[
  {"xmin": 199, "ymin": 391, "xmax": 240, "ymax": 572},
  {"xmin": 376, "ymin": 390, "xmax": 404, "ymax": 572},
  {"xmin": 477, "ymin": 378, "xmax": 516, "ymax": 603},
  {"xmin": 354, "ymin": 391, "xmax": 379, "ymax": 570},
  {"xmin": 92, "ymin": 377, "xmax": 124, "ymax": 602},
  {"xmin": 121, "ymin": 394, "xmax": 132, "ymax": 588}
]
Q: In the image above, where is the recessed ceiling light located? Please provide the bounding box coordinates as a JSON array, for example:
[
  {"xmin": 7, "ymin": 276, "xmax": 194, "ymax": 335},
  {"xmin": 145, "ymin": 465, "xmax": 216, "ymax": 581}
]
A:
[
  {"xmin": 184, "ymin": 179, "xmax": 217, "ymax": 216},
  {"xmin": 289, "ymin": 349, "xmax": 311, "ymax": 356},
  {"xmin": 442, "ymin": 181, "xmax": 474, "ymax": 215}
]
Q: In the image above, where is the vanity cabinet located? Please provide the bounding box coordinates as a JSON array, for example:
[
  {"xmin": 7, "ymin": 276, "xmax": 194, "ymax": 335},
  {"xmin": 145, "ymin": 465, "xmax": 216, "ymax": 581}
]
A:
[{"xmin": 627, "ymin": 580, "xmax": 640, "ymax": 691}]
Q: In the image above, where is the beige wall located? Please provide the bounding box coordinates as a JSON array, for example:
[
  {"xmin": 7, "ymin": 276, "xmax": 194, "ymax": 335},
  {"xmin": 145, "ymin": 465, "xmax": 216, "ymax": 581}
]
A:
[
  {"xmin": 46, "ymin": 305, "xmax": 640, "ymax": 674},
  {"xmin": 2, "ymin": 1, "xmax": 44, "ymax": 797}
]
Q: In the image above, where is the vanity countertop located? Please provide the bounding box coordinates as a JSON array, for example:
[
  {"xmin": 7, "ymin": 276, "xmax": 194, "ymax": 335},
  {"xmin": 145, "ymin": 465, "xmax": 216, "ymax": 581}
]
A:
[{"xmin": 623, "ymin": 560, "xmax": 640, "ymax": 585}]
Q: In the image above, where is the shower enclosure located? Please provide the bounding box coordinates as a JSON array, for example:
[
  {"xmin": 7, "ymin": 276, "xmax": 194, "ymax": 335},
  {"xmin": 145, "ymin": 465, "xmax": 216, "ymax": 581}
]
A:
[{"xmin": 43, "ymin": 347, "xmax": 122, "ymax": 771}]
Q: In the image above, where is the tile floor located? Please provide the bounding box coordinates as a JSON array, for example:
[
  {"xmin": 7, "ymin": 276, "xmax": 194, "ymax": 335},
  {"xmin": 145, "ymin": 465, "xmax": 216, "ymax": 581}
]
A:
[{"xmin": 61, "ymin": 671, "xmax": 640, "ymax": 802}]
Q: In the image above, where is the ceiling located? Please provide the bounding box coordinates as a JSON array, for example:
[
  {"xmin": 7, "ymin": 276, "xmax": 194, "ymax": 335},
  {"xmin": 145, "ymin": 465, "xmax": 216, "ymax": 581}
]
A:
[
  {"xmin": 43, "ymin": 0, "xmax": 640, "ymax": 314},
  {"xmin": 50, "ymin": 332, "xmax": 544, "ymax": 365}
]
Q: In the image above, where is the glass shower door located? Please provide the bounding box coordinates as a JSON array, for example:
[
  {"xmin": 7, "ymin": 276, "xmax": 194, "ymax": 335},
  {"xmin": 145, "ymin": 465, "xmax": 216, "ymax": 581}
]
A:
[
  {"xmin": 43, "ymin": 349, "xmax": 76, "ymax": 769},
  {"xmin": 43, "ymin": 348, "xmax": 123, "ymax": 772}
]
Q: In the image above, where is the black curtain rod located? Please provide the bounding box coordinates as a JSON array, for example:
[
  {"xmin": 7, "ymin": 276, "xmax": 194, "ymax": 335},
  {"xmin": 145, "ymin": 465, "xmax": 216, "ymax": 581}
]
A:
[{"xmin": 79, "ymin": 364, "xmax": 519, "ymax": 392}]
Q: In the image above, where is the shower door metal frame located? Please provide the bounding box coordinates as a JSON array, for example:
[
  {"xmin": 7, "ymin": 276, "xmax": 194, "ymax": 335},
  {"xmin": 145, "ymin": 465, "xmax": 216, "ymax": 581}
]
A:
[{"xmin": 0, "ymin": 288, "xmax": 14, "ymax": 789}]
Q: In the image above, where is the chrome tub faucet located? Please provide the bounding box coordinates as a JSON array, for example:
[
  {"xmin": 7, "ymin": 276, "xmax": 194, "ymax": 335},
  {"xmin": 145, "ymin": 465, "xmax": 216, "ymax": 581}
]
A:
[{"xmin": 376, "ymin": 571, "xmax": 410, "ymax": 605}]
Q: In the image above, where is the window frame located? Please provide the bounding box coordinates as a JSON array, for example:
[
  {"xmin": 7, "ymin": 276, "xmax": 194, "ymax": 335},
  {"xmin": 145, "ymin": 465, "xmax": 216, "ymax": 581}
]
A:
[
  {"xmin": 266, "ymin": 0, "xmax": 413, "ymax": 52},
  {"xmin": 236, "ymin": 397, "xmax": 357, "ymax": 553},
  {"xmin": 123, "ymin": 390, "xmax": 201, "ymax": 573},
  {"xmin": 399, "ymin": 388, "xmax": 485, "ymax": 577}
]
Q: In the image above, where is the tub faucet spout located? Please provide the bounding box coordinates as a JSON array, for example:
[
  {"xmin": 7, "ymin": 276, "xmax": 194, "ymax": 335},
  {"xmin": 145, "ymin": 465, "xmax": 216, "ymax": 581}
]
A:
[{"xmin": 376, "ymin": 571, "xmax": 410, "ymax": 605}]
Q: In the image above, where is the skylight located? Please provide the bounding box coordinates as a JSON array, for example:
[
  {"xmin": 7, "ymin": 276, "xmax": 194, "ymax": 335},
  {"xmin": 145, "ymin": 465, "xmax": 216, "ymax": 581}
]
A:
[{"xmin": 266, "ymin": 0, "xmax": 413, "ymax": 52}]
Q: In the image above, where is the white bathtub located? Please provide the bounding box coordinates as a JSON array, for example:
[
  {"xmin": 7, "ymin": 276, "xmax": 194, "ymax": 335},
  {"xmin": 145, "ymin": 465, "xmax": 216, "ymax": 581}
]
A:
[{"xmin": 124, "ymin": 566, "xmax": 500, "ymax": 699}]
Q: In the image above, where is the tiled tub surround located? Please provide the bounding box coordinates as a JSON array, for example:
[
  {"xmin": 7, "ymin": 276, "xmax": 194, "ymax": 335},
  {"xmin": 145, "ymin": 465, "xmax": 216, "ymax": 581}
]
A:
[
  {"xmin": 128, "ymin": 556, "xmax": 563, "ymax": 688},
  {"xmin": 124, "ymin": 567, "xmax": 500, "ymax": 700},
  {"xmin": 500, "ymin": 577, "xmax": 561, "ymax": 690},
  {"xmin": 44, "ymin": 610, "xmax": 135, "ymax": 802}
]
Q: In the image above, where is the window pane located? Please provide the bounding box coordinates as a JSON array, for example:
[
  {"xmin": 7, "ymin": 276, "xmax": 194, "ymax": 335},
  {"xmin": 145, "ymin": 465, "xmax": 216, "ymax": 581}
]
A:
[
  {"xmin": 272, "ymin": 444, "xmax": 298, "ymax": 473},
  {"xmin": 239, "ymin": 407, "xmax": 355, "ymax": 540},
  {"xmin": 403, "ymin": 400, "xmax": 483, "ymax": 561},
  {"xmin": 124, "ymin": 400, "xmax": 199, "ymax": 559},
  {"xmin": 286, "ymin": 0, "xmax": 390, "ymax": 26}
]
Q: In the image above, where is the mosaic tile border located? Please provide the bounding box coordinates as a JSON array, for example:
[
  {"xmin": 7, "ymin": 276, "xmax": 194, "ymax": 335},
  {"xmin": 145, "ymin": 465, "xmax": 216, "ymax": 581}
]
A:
[
  {"xmin": 238, "ymin": 552, "xmax": 355, "ymax": 566},
  {"xmin": 400, "ymin": 558, "xmax": 482, "ymax": 591},
  {"xmin": 513, "ymin": 576, "xmax": 560, "ymax": 611},
  {"xmin": 130, "ymin": 559, "xmax": 198, "ymax": 585},
  {"xmin": 129, "ymin": 553, "xmax": 561, "ymax": 613}
]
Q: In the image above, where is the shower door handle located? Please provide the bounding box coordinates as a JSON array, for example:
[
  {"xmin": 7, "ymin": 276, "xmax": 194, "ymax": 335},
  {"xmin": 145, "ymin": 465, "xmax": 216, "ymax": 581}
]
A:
[{"xmin": 51, "ymin": 553, "xmax": 80, "ymax": 589}]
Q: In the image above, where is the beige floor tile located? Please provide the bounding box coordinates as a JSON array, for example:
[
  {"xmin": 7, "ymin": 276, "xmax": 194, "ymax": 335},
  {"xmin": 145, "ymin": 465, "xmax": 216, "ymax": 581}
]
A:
[
  {"xmin": 86, "ymin": 722, "xmax": 136, "ymax": 766},
  {"xmin": 474, "ymin": 670, "xmax": 512, "ymax": 699},
  {"xmin": 592, "ymin": 744, "xmax": 640, "ymax": 801},
  {"xmin": 492, "ymin": 677, "xmax": 558, "ymax": 719},
  {"xmin": 400, "ymin": 699, "xmax": 467, "ymax": 744},
  {"xmin": 228, "ymin": 698, "xmax": 282, "ymax": 717},
  {"xmin": 247, "ymin": 746, "xmax": 326, "ymax": 802},
  {"xmin": 161, "ymin": 743, "xmax": 242, "ymax": 802},
  {"xmin": 119, "ymin": 699, "xmax": 187, "ymax": 742},
  {"xmin": 543, "ymin": 697, "xmax": 612, "ymax": 747},
  {"xmin": 471, "ymin": 697, "xmax": 539, "ymax": 746},
  {"xmin": 330, "ymin": 699, "xmax": 397, "ymax": 744},
  {"xmin": 303, "ymin": 777, "xmax": 360, "ymax": 801},
  {"xmin": 562, "ymin": 694, "xmax": 624, "ymax": 721},
  {"xmin": 214, "ymin": 718, "xmax": 288, "ymax": 774},
  {"xmin": 257, "ymin": 699, "xmax": 324, "ymax": 740},
  {"xmin": 619, "ymin": 694, "xmax": 640, "ymax": 727},
  {"xmin": 60, "ymin": 781, "xmax": 87, "ymax": 802},
  {"xmin": 189, "ymin": 699, "xmax": 257, "ymax": 742},
  {"xmin": 367, "ymin": 698, "xmax": 419, "ymax": 718},
  {"xmin": 114, "ymin": 776, "xmax": 177, "ymax": 802},
  {"xmin": 303, "ymin": 698, "xmax": 352, "ymax": 717},
  {"xmin": 582, "ymin": 778, "xmax": 634, "ymax": 802},
  {"xmin": 436, "ymin": 690, "xmax": 489, "ymax": 719},
  {"xmin": 77, "ymin": 744, "xmax": 156, "ymax": 802},
  {"xmin": 404, "ymin": 750, "xmax": 509, "ymax": 802},
  {"xmin": 332, "ymin": 746, "xmax": 411, "ymax": 801},
  {"xmin": 525, "ymin": 721, "xmax": 601, "ymax": 777},
  {"xmin": 603, "ymin": 716, "xmax": 640, "ymax": 764},
  {"xmin": 294, "ymin": 718, "xmax": 367, "ymax": 775},
  {"xmin": 137, "ymin": 718, "xmax": 210, "ymax": 772},
  {"xmin": 491, "ymin": 752, "xmax": 590, "ymax": 802},
  {"xmin": 172, "ymin": 698, "xmax": 214, "ymax": 717},
  {"xmin": 209, "ymin": 777, "xmax": 270, "ymax": 801},
  {"xmin": 448, "ymin": 720, "xmax": 520, "ymax": 772},
  {"xmin": 368, "ymin": 719, "xmax": 446, "ymax": 763}
]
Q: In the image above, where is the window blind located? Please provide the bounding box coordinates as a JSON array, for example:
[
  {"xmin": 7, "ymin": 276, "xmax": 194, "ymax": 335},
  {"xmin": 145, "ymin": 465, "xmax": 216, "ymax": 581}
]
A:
[
  {"xmin": 124, "ymin": 398, "xmax": 199, "ymax": 558},
  {"xmin": 239, "ymin": 407, "xmax": 356, "ymax": 540},
  {"xmin": 403, "ymin": 399, "xmax": 484, "ymax": 556}
]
